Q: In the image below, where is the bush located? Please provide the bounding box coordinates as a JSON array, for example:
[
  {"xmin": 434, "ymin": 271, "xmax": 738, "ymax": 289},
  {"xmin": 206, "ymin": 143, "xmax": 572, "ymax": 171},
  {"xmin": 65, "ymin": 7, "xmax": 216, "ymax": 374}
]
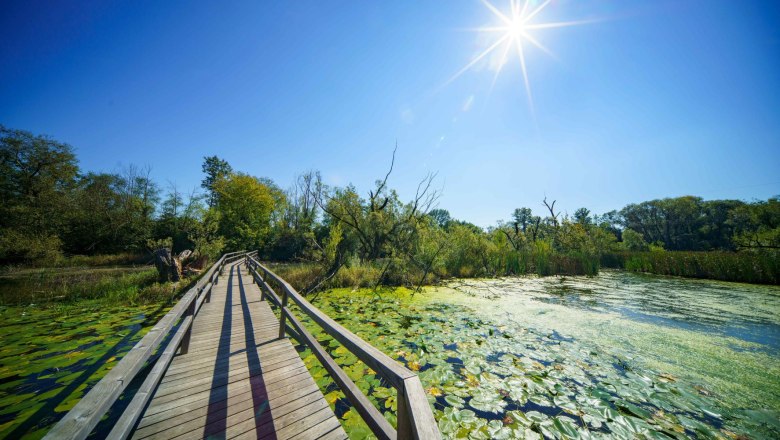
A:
[{"xmin": 0, "ymin": 229, "xmax": 63, "ymax": 265}]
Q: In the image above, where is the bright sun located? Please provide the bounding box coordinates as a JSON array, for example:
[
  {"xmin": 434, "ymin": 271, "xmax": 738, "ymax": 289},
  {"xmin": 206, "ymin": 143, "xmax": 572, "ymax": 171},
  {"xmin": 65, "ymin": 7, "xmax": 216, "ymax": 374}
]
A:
[{"xmin": 448, "ymin": 0, "xmax": 591, "ymax": 116}]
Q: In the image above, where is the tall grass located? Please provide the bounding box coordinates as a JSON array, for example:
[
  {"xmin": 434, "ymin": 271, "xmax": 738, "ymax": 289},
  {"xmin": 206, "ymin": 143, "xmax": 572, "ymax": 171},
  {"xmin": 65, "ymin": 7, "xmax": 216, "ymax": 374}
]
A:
[
  {"xmin": 0, "ymin": 266, "xmax": 181, "ymax": 305},
  {"xmin": 0, "ymin": 252, "xmax": 149, "ymax": 273},
  {"xmin": 270, "ymin": 263, "xmax": 382, "ymax": 293},
  {"xmin": 270, "ymin": 249, "xmax": 602, "ymax": 294},
  {"xmin": 602, "ymin": 251, "xmax": 779, "ymax": 284}
]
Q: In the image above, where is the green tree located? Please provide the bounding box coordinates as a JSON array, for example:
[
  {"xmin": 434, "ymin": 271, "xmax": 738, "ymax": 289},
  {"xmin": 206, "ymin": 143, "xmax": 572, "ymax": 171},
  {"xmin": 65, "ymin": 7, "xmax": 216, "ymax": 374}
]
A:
[
  {"xmin": 622, "ymin": 228, "xmax": 649, "ymax": 251},
  {"xmin": 574, "ymin": 207, "xmax": 592, "ymax": 225},
  {"xmin": 214, "ymin": 172, "xmax": 277, "ymax": 250},
  {"xmin": 428, "ymin": 209, "xmax": 452, "ymax": 229},
  {"xmin": 0, "ymin": 126, "xmax": 78, "ymax": 261},
  {"xmin": 201, "ymin": 156, "xmax": 232, "ymax": 208}
]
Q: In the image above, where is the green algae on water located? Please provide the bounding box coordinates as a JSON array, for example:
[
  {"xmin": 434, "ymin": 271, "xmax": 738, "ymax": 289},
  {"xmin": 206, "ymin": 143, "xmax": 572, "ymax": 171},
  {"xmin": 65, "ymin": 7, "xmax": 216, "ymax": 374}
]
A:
[{"xmin": 289, "ymin": 271, "xmax": 780, "ymax": 439}]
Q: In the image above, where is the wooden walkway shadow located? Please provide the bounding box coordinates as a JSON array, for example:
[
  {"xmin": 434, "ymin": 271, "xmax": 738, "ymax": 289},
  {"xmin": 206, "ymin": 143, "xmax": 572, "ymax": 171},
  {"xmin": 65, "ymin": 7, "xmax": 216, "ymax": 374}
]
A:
[{"xmin": 130, "ymin": 261, "xmax": 346, "ymax": 440}]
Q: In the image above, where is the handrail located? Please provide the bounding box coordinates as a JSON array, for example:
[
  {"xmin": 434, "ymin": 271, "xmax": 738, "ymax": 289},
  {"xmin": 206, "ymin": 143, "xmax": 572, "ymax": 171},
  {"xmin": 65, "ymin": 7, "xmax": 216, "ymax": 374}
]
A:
[
  {"xmin": 44, "ymin": 250, "xmax": 247, "ymax": 440},
  {"xmin": 245, "ymin": 255, "xmax": 440, "ymax": 440}
]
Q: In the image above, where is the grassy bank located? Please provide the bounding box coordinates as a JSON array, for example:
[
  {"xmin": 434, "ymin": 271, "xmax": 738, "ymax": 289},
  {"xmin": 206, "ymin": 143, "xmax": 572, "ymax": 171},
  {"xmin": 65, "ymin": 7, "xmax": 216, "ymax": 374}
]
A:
[
  {"xmin": 602, "ymin": 251, "xmax": 780, "ymax": 284},
  {"xmin": 0, "ymin": 266, "xmax": 182, "ymax": 306}
]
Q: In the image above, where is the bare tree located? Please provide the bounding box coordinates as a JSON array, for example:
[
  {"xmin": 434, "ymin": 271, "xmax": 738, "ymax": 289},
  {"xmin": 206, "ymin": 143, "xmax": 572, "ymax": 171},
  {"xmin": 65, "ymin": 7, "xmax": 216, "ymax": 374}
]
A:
[{"xmin": 310, "ymin": 145, "xmax": 441, "ymax": 290}]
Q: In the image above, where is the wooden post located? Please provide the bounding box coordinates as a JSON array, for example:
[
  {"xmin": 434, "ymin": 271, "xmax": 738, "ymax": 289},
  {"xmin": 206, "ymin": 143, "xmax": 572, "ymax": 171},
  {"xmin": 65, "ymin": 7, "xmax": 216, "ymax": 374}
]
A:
[
  {"xmin": 396, "ymin": 385, "xmax": 413, "ymax": 440},
  {"xmin": 179, "ymin": 300, "xmax": 196, "ymax": 355},
  {"xmin": 279, "ymin": 286, "xmax": 289, "ymax": 339}
]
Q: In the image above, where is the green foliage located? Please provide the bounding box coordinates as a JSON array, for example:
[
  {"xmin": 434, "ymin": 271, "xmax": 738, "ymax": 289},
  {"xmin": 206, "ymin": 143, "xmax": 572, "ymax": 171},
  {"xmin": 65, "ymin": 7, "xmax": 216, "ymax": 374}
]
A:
[
  {"xmin": 188, "ymin": 208, "xmax": 225, "ymax": 261},
  {"xmin": 603, "ymin": 250, "xmax": 779, "ymax": 284},
  {"xmin": 729, "ymin": 197, "xmax": 780, "ymax": 251},
  {"xmin": 0, "ymin": 229, "xmax": 63, "ymax": 264},
  {"xmin": 0, "ymin": 266, "xmax": 165, "ymax": 305},
  {"xmin": 214, "ymin": 172, "xmax": 278, "ymax": 251},
  {"xmin": 0, "ymin": 126, "xmax": 77, "ymax": 263},
  {"xmin": 622, "ymin": 228, "xmax": 649, "ymax": 251},
  {"xmin": 201, "ymin": 155, "xmax": 232, "ymax": 208}
]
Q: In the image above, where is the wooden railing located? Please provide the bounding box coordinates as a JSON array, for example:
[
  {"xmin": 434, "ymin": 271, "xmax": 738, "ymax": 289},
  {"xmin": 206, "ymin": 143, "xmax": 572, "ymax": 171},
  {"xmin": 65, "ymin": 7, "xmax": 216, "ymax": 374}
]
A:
[
  {"xmin": 44, "ymin": 250, "xmax": 249, "ymax": 440},
  {"xmin": 246, "ymin": 255, "xmax": 441, "ymax": 440}
]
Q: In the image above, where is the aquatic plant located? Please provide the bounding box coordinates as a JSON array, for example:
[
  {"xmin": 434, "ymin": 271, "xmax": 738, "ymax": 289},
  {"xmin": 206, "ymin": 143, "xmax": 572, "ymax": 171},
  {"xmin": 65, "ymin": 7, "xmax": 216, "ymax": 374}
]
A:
[
  {"xmin": 286, "ymin": 274, "xmax": 780, "ymax": 439},
  {"xmin": 0, "ymin": 301, "xmax": 170, "ymax": 438}
]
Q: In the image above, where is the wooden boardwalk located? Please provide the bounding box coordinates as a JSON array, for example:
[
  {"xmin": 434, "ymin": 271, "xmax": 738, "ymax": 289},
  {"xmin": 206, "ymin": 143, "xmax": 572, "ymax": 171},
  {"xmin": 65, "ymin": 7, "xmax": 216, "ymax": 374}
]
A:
[{"xmin": 131, "ymin": 260, "xmax": 347, "ymax": 440}]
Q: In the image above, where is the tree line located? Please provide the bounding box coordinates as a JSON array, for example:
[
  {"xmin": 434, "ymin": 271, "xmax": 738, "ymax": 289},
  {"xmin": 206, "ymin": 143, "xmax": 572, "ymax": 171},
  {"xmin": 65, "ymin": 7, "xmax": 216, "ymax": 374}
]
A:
[{"xmin": 1, "ymin": 126, "xmax": 777, "ymax": 283}]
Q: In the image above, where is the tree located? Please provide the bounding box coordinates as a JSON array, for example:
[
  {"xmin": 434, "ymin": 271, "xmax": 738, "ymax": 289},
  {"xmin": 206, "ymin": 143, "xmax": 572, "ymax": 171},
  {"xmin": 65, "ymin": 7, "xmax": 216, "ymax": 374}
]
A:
[
  {"xmin": 574, "ymin": 207, "xmax": 591, "ymax": 225},
  {"xmin": 201, "ymin": 156, "xmax": 232, "ymax": 207},
  {"xmin": 729, "ymin": 197, "xmax": 780, "ymax": 250},
  {"xmin": 0, "ymin": 126, "xmax": 78, "ymax": 261},
  {"xmin": 214, "ymin": 172, "xmax": 277, "ymax": 250},
  {"xmin": 622, "ymin": 228, "xmax": 649, "ymax": 251},
  {"xmin": 427, "ymin": 209, "xmax": 452, "ymax": 229},
  {"xmin": 512, "ymin": 208, "xmax": 533, "ymax": 233}
]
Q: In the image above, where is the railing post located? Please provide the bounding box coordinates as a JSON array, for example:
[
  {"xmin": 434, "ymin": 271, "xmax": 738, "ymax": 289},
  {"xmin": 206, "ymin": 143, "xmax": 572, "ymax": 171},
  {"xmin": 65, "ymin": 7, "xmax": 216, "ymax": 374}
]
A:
[
  {"xmin": 396, "ymin": 384, "xmax": 413, "ymax": 440},
  {"xmin": 279, "ymin": 287, "xmax": 289, "ymax": 339},
  {"xmin": 179, "ymin": 300, "xmax": 196, "ymax": 355},
  {"xmin": 258, "ymin": 272, "xmax": 265, "ymax": 301}
]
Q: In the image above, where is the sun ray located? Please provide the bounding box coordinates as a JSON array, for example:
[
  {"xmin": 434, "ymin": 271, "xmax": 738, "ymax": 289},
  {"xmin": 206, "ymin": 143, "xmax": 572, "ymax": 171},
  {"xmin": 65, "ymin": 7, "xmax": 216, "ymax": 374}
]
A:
[
  {"xmin": 514, "ymin": 35, "xmax": 534, "ymax": 117},
  {"xmin": 521, "ymin": 31, "xmax": 557, "ymax": 61},
  {"xmin": 523, "ymin": 0, "xmax": 552, "ymax": 23},
  {"xmin": 489, "ymin": 37, "xmax": 514, "ymax": 95},
  {"xmin": 442, "ymin": 34, "xmax": 511, "ymax": 88},
  {"xmin": 519, "ymin": 0, "xmax": 531, "ymax": 18},
  {"xmin": 524, "ymin": 19, "xmax": 602, "ymax": 30},
  {"xmin": 480, "ymin": 0, "xmax": 512, "ymax": 24},
  {"xmin": 470, "ymin": 26, "xmax": 513, "ymax": 33}
]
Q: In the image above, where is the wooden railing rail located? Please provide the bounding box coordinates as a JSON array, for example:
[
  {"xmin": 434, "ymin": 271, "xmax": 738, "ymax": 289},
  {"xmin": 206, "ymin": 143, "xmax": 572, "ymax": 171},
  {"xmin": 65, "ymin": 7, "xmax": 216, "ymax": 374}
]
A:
[
  {"xmin": 44, "ymin": 250, "xmax": 247, "ymax": 440},
  {"xmin": 245, "ymin": 255, "xmax": 441, "ymax": 440}
]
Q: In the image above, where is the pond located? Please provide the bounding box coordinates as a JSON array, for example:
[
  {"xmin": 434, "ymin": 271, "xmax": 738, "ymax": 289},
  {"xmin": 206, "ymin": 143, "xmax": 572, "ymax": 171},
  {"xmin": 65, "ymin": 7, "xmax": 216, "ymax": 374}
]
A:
[
  {"xmin": 0, "ymin": 302, "xmax": 169, "ymax": 439},
  {"xmin": 297, "ymin": 270, "xmax": 780, "ymax": 439}
]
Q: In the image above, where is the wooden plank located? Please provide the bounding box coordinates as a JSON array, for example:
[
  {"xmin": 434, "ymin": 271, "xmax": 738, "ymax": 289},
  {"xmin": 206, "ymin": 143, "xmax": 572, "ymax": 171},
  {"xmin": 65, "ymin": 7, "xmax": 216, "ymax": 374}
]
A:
[
  {"xmin": 154, "ymin": 355, "xmax": 304, "ymax": 398},
  {"xmin": 148, "ymin": 363, "xmax": 310, "ymax": 407},
  {"xmin": 161, "ymin": 343, "xmax": 295, "ymax": 381},
  {"xmin": 138, "ymin": 371, "xmax": 310, "ymax": 426},
  {"xmin": 133, "ymin": 383, "xmax": 321, "ymax": 439},
  {"xmin": 229, "ymin": 400, "xmax": 332, "ymax": 440},
  {"xmin": 314, "ymin": 426, "xmax": 350, "ymax": 440},
  {"xmin": 168, "ymin": 389, "xmax": 329, "ymax": 440},
  {"xmin": 289, "ymin": 416, "xmax": 344, "ymax": 440}
]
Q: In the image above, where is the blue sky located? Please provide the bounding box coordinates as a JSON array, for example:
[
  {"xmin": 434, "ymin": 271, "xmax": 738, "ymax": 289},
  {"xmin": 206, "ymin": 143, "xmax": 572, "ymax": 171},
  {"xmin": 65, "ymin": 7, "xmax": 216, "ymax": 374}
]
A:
[{"xmin": 1, "ymin": 0, "xmax": 778, "ymax": 226}]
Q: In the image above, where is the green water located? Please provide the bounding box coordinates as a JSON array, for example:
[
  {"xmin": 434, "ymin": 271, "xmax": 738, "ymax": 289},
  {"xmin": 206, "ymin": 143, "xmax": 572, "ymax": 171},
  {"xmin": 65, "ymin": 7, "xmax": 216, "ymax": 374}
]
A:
[
  {"xmin": 0, "ymin": 302, "xmax": 168, "ymax": 439},
  {"xmin": 297, "ymin": 270, "xmax": 780, "ymax": 439}
]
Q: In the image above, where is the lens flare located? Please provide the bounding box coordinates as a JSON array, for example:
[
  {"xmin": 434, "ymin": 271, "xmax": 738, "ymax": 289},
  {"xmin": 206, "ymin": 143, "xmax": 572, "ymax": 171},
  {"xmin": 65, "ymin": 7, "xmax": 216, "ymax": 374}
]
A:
[{"xmin": 447, "ymin": 0, "xmax": 594, "ymax": 118}]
